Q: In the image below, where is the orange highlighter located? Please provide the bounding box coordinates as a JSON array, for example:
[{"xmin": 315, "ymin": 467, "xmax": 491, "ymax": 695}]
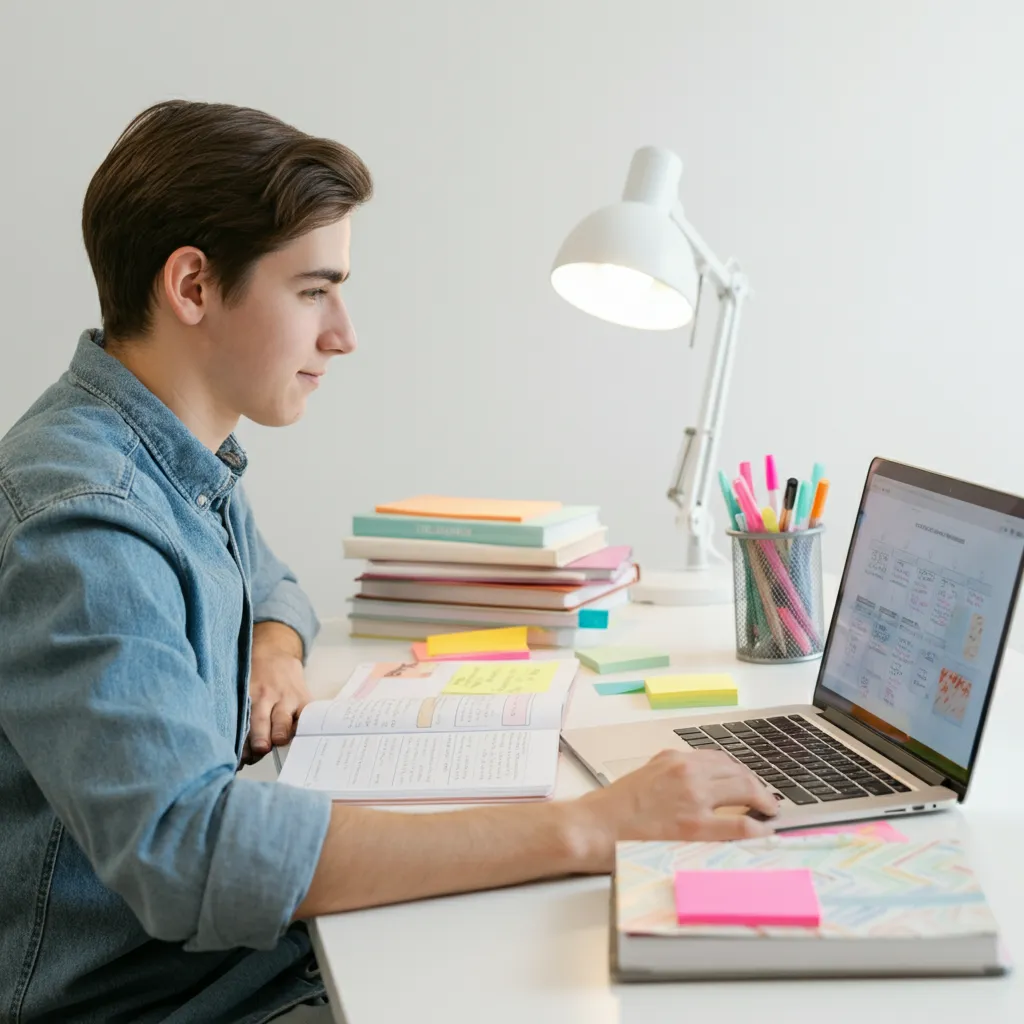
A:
[{"xmin": 809, "ymin": 479, "xmax": 830, "ymax": 527}]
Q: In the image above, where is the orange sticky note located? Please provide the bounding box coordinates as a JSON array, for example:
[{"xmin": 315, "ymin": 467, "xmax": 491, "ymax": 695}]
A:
[
  {"xmin": 374, "ymin": 496, "xmax": 561, "ymax": 522},
  {"xmin": 425, "ymin": 626, "xmax": 529, "ymax": 657}
]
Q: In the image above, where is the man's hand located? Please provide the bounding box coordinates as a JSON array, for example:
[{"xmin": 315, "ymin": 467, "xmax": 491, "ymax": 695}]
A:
[
  {"xmin": 570, "ymin": 748, "xmax": 780, "ymax": 871},
  {"xmin": 244, "ymin": 621, "xmax": 311, "ymax": 764}
]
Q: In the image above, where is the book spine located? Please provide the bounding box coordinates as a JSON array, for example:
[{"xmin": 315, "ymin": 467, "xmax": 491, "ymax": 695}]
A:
[{"xmin": 353, "ymin": 515, "xmax": 543, "ymax": 547}]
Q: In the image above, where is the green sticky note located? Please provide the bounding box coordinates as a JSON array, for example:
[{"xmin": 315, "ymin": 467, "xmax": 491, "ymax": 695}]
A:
[
  {"xmin": 594, "ymin": 680, "xmax": 646, "ymax": 696},
  {"xmin": 575, "ymin": 646, "xmax": 671, "ymax": 675}
]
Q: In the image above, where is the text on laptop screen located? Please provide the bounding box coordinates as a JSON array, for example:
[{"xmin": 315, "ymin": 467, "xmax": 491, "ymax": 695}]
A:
[{"xmin": 818, "ymin": 472, "xmax": 1024, "ymax": 781}]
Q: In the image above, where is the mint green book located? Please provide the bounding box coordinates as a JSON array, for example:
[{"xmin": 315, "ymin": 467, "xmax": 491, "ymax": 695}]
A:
[{"xmin": 351, "ymin": 506, "xmax": 600, "ymax": 548}]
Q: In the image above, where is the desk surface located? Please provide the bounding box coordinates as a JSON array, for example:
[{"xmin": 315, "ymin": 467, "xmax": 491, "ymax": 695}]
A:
[{"xmin": 305, "ymin": 601, "xmax": 1023, "ymax": 1024}]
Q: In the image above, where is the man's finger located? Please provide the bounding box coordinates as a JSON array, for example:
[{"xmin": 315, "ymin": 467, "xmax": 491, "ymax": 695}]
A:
[
  {"xmin": 699, "ymin": 812, "xmax": 775, "ymax": 841},
  {"xmin": 248, "ymin": 698, "xmax": 276, "ymax": 755},
  {"xmin": 270, "ymin": 701, "xmax": 299, "ymax": 746},
  {"xmin": 710, "ymin": 773, "xmax": 780, "ymax": 817}
]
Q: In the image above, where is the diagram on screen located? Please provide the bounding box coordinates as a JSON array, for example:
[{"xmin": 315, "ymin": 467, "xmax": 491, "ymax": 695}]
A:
[{"xmin": 933, "ymin": 667, "xmax": 972, "ymax": 725}]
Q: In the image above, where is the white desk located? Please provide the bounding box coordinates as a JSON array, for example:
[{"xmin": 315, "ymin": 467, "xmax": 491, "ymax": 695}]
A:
[{"xmin": 304, "ymin": 602, "xmax": 1023, "ymax": 1024}]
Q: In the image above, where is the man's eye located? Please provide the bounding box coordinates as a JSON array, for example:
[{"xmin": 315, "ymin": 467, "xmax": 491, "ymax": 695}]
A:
[{"xmin": 303, "ymin": 288, "xmax": 328, "ymax": 301}]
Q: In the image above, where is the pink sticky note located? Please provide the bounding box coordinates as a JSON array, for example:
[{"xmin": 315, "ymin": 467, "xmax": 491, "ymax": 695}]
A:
[
  {"xmin": 674, "ymin": 869, "xmax": 821, "ymax": 928},
  {"xmin": 410, "ymin": 642, "xmax": 530, "ymax": 663},
  {"xmin": 785, "ymin": 820, "xmax": 908, "ymax": 842}
]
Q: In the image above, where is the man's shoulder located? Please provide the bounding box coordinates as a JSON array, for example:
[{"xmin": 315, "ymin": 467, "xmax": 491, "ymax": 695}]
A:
[{"xmin": 0, "ymin": 374, "xmax": 141, "ymax": 523}]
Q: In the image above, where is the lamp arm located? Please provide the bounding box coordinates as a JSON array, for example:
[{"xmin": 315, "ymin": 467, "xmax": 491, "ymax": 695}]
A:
[{"xmin": 665, "ymin": 204, "xmax": 750, "ymax": 568}]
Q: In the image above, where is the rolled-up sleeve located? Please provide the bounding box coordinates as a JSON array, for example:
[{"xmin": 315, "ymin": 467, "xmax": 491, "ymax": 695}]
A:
[
  {"xmin": 0, "ymin": 494, "xmax": 332, "ymax": 951},
  {"xmin": 235, "ymin": 486, "xmax": 320, "ymax": 663}
]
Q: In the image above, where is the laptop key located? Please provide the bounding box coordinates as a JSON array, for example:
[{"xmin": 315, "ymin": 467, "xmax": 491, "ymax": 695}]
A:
[
  {"xmin": 764, "ymin": 774, "xmax": 789, "ymax": 785},
  {"xmin": 774, "ymin": 784, "xmax": 818, "ymax": 805},
  {"xmin": 836, "ymin": 784, "xmax": 868, "ymax": 796},
  {"xmin": 818, "ymin": 790, "xmax": 853, "ymax": 801},
  {"xmin": 673, "ymin": 728, "xmax": 703, "ymax": 738},
  {"xmin": 890, "ymin": 782, "xmax": 911, "ymax": 793},
  {"xmin": 860, "ymin": 779, "xmax": 893, "ymax": 795},
  {"xmin": 724, "ymin": 722, "xmax": 755, "ymax": 735},
  {"xmin": 700, "ymin": 725, "xmax": 734, "ymax": 740}
]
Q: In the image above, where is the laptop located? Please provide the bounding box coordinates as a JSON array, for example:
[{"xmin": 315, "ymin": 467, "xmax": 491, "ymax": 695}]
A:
[{"xmin": 562, "ymin": 458, "xmax": 1024, "ymax": 829}]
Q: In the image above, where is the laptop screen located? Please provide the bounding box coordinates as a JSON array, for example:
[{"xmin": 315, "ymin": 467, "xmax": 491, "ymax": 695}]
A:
[{"xmin": 815, "ymin": 459, "xmax": 1024, "ymax": 786}]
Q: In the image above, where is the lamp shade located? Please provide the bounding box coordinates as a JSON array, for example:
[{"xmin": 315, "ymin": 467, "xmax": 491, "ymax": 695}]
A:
[{"xmin": 551, "ymin": 146, "xmax": 699, "ymax": 330}]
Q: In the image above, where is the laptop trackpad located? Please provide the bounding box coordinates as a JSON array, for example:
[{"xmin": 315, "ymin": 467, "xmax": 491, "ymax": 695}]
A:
[{"xmin": 603, "ymin": 756, "xmax": 652, "ymax": 781}]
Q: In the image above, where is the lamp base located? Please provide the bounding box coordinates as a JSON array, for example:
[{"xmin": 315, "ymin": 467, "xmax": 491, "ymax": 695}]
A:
[{"xmin": 630, "ymin": 565, "xmax": 733, "ymax": 606}]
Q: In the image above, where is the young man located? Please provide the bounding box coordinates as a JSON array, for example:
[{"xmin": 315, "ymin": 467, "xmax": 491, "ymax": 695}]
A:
[{"xmin": 0, "ymin": 101, "xmax": 776, "ymax": 1023}]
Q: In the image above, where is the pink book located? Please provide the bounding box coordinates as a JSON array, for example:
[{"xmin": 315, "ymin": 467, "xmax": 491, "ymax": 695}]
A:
[
  {"xmin": 565, "ymin": 545, "xmax": 632, "ymax": 571},
  {"xmin": 673, "ymin": 869, "xmax": 822, "ymax": 928},
  {"xmin": 410, "ymin": 642, "xmax": 530, "ymax": 663}
]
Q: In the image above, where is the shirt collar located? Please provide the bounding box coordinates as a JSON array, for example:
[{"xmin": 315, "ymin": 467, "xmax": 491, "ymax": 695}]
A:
[{"xmin": 68, "ymin": 329, "xmax": 248, "ymax": 510}]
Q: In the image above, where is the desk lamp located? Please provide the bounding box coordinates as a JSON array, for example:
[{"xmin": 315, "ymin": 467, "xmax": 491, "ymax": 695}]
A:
[{"xmin": 551, "ymin": 146, "xmax": 749, "ymax": 605}]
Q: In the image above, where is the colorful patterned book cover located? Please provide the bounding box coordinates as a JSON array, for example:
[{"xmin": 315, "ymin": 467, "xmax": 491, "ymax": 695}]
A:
[{"xmin": 616, "ymin": 836, "xmax": 997, "ymax": 942}]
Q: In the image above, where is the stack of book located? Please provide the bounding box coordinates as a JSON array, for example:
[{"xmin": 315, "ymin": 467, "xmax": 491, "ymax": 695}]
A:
[{"xmin": 342, "ymin": 496, "xmax": 638, "ymax": 648}]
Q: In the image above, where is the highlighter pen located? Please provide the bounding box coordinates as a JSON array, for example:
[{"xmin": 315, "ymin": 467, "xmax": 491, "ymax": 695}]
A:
[
  {"xmin": 739, "ymin": 461, "xmax": 756, "ymax": 504},
  {"xmin": 809, "ymin": 478, "xmax": 830, "ymax": 528},
  {"xmin": 765, "ymin": 455, "xmax": 780, "ymax": 517},
  {"xmin": 811, "ymin": 462, "xmax": 826, "ymax": 497},
  {"xmin": 778, "ymin": 477, "xmax": 799, "ymax": 532},
  {"xmin": 794, "ymin": 480, "xmax": 811, "ymax": 529},
  {"xmin": 761, "ymin": 507, "xmax": 780, "ymax": 533},
  {"xmin": 717, "ymin": 469, "xmax": 742, "ymax": 529}
]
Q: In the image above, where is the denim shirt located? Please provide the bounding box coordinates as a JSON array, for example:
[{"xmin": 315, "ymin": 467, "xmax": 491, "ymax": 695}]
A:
[{"xmin": 0, "ymin": 331, "xmax": 334, "ymax": 1023}]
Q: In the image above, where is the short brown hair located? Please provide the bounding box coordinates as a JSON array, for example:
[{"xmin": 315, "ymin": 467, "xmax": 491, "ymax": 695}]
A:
[{"xmin": 83, "ymin": 100, "xmax": 373, "ymax": 340}]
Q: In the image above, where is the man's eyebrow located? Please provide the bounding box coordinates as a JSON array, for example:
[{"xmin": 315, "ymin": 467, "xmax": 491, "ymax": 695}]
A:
[{"xmin": 293, "ymin": 268, "xmax": 350, "ymax": 284}]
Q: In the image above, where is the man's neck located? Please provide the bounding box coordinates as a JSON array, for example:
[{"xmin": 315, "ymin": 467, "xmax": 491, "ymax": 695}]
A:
[{"xmin": 106, "ymin": 335, "xmax": 239, "ymax": 453}]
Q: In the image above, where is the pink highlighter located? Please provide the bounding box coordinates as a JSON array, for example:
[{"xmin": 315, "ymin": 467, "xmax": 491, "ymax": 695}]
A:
[{"xmin": 765, "ymin": 456, "xmax": 778, "ymax": 520}]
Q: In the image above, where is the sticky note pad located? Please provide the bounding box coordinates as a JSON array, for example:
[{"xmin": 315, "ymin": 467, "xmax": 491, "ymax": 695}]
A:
[
  {"xmin": 427, "ymin": 626, "xmax": 528, "ymax": 657},
  {"xmin": 594, "ymin": 680, "xmax": 646, "ymax": 696},
  {"xmin": 574, "ymin": 646, "xmax": 670, "ymax": 675},
  {"xmin": 411, "ymin": 642, "xmax": 530, "ymax": 663},
  {"xmin": 441, "ymin": 661, "xmax": 558, "ymax": 695},
  {"xmin": 674, "ymin": 869, "xmax": 821, "ymax": 928},
  {"xmin": 644, "ymin": 674, "xmax": 738, "ymax": 710}
]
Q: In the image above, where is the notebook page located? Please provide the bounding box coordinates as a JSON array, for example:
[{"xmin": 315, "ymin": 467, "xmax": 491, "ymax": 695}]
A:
[
  {"xmin": 278, "ymin": 728, "xmax": 560, "ymax": 798},
  {"xmin": 295, "ymin": 691, "xmax": 565, "ymax": 736}
]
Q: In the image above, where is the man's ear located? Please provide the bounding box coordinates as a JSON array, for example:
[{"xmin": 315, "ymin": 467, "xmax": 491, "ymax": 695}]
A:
[{"xmin": 160, "ymin": 246, "xmax": 211, "ymax": 326}]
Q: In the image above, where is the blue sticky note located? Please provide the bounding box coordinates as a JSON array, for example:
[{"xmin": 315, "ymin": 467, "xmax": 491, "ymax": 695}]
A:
[{"xmin": 594, "ymin": 680, "xmax": 646, "ymax": 696}]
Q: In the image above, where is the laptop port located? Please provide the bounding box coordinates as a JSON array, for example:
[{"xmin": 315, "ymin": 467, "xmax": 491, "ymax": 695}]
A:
[{"xmin": 912, "ymin": 804, "xmax": 925, "ymax": 811}]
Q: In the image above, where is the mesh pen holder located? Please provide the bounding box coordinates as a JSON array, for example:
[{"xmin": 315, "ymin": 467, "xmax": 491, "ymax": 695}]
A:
[{"xmin": 727, "ymin": 526, "xmax": 825, "ymax": 664}]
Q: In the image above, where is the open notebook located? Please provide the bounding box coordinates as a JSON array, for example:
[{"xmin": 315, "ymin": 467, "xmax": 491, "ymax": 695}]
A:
[{"xmin": 278, "ymin": 659, "xmax": 579, "ymax": 802}]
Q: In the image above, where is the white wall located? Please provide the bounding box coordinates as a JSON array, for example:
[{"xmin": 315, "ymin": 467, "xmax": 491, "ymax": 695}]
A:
[{"xmin": 2, "ymin": 1, "xmax": 1024, "ymax": 641}]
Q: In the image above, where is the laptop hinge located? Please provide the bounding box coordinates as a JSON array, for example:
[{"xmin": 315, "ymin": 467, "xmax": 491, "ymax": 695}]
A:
[{"xmin": 819, "ymin": 706, "xmax": 947, "ymax": 787}]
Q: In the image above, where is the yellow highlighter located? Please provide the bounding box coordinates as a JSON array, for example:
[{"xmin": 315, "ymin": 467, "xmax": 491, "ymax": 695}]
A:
[{"xmin": 761, "ymin": 507, "xmax": 780, "ymax": 532}]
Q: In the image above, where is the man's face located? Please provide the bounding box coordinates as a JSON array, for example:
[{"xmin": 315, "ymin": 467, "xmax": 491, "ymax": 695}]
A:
[{"xmin": 201, "ymin": 216, "xmax": 355, "ymax": 427}]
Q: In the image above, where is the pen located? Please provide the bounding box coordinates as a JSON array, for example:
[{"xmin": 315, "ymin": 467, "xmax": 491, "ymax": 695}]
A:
[
  {"xmin": 778, "ymin": 477, "xmax": 798, "ymax": 532},
  {"xmin": 733, "ymin": 476, "xmax": 764, "ymax": 531},
  {"xmin": 809, "ymin": 478, "xmax": 830, "ymax": 528},
  {"xmin": 739, "ymin": 462, "xmax": 756, "ymax": 505},
  {"xmin": 765, "ymin": 455, "xmax": 780, "ymax": 517},
  {"xmin": 717, "ymin": 470, "xmax": 742, "ymax": 529},
  {"xmin": 811, "ymin": 462, "xmax": 826, "ymax": 497},
  {"xmin": 761, "ymin": 507, "xmax": 780, "ymax": 533},
  {"xmin": 794, "ymin": 480, "xmax": 811, "ymax": 529}
]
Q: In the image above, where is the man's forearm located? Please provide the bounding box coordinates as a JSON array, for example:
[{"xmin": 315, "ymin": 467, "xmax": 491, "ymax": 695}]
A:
[{"xmin": 292, "ymin": 799, "xmax": 603, "ymax": 918}]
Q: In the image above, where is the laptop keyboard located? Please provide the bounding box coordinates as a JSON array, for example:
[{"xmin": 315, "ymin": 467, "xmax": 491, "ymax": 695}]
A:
[{"xmin": 674, "ymin": 715, "xmax": 913, "ymax": 805}]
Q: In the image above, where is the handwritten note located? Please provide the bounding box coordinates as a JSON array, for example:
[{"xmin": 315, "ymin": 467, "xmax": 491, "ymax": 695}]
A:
[
  {"xmin": 442, "ymin": 662, "xmax": 559, "ymax": 695},
  {"xmin": 426, "ymin": 626, "xmax": 528, "ymax": 657}
]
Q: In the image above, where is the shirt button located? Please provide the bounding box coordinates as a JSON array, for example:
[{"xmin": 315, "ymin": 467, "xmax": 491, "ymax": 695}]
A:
[{"xmin": 197, "ymin": 494, "xmax": 208, "ymax": 507}]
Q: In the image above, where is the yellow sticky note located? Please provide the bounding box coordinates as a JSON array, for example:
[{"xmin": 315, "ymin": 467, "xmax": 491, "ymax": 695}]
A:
[
  {"xmin": 427, "ymin": 626, "xmax": 529, "ymax": 657},
  {"xmin": 645, "ymin": 673, "xmax": 738, "ymax": 710},
  {"xmin": 442, "ymin": 662, "xmax": 558, "ymax": 695}
]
